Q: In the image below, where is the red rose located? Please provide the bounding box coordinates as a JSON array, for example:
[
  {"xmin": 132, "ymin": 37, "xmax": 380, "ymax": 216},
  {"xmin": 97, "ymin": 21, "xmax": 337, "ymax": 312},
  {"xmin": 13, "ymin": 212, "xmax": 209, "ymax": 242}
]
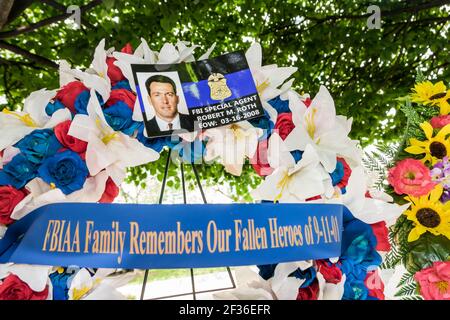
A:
[
  {"xmin": 54, "ymin": 120, "xmax": 88, "ymax": 155},
  {"xmin": 55, "ymin": 81, "xmax": 88, "ymax": 114},
  {"xmin": 106, "ymin": 57, "xmax": 126, "ymax": 85},
  {"xmin": 370, "ymin": 221, "xmax": 391, "ymax": 252},
  {"xmin": 99, "ymin": 177, "xmax": 120, "ymax": 203},
  {"xmin": 0, "ymin": 186, "xmax": 27, "ymax": 225},
  {"xmin": 251, "ymin": 140, "xmax": 274, "ymax": 177},
  {"xmin": 106, "ymin": 43, "xmax": 133, "ymax": 85},
  {"xmin": 365, "ymin": 270, "xmax": 385, "ymax": 300},
  {"xmin": 316, "ymin": 259, "xmax": 343, "ymax": 284},
  {"xmin": 121, "ymin": 43, "xmax": 133, "ymax": 54},
  {"xmin": 336, "ymin": 157, "xmax": 352, "ymax": 190},
  {"xmin": 306, "ymin": 195, "xmax": 322, "ymax": 201},
  {"xmin": 303, "ymin": 97, "xmax": 312, "ymax": 107},
  {"xmin": 274, "ymin": 113, "xmax": 295, "ymax": 140},
  {"xmin": 0, "ymin": 274, "xmax": 49, "ymax": 300},
  {"xmin": 104, "ymin": 89, "xmax": 136, "ymax": 110},
  {"xmin": 296, "ymin": 280, "xmax": 319, "ymax": 300}
]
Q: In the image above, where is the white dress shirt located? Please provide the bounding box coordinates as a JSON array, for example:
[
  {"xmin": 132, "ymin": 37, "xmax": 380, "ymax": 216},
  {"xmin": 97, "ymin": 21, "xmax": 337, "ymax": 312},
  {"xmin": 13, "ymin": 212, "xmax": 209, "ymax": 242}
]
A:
[{"xmin": 155, "ymin": 114, "xmax": 181, "ymax": 131}]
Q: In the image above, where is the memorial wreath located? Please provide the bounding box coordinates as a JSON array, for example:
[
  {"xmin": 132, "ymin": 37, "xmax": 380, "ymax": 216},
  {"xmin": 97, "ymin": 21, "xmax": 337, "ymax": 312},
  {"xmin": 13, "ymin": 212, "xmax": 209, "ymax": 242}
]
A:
[{"xmin": 0, "ymin": 39, "xmax": 405, "ymax": 300}]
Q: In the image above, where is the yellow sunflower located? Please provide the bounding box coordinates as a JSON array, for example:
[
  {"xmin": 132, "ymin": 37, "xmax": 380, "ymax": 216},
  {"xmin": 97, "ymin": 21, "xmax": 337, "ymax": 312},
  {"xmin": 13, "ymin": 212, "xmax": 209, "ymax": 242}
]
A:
[
  {"xmin": 411, "ymin": 81, "xmax": 450, "ymax": 115},
  {"xmin": 404, "ymin": 184, "xmax": 450, "ymax": 242},
  {"xmin": 405, "ymin": 121, "xmax": 450, "ymax": 165}
]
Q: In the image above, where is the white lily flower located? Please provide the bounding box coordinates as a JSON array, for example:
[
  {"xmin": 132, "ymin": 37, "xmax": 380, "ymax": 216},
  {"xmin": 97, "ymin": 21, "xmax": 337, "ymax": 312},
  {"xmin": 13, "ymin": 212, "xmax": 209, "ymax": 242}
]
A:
[
  {"xmin": 68, "ymin": 90, "xmax": 159, "ymax": 185},
  {"xmin": 317, "ymin": 272, "xmax": 346, "ymax": 300},
  {"xmin": 341, "ymin": 167, "xmax": 410, "ymax": 226},
  {"xmin": 245, "ymin": 43, "xmax": 297, "ymax": 101},
  {"xmin": 0, "ymin": 89, "xmax": 71, "ymax": 151},
  {"xmin": 214, "ymin": 265, "xmax": 303, "ymax": 300},
  {"xmin": 204, "ymin": 121, "xmax": 263, "ymax": 176},
  {"xmin": 270, "ymin": 260, "xmax": 312, "ymax": 295},
  {"xmin": 252, "ymin": 144, "xmax": 334, "ymax": 202},
  {"xmin": 160, "ymin": 41, "xmax": 198, "ymax": 64},
  {"xmin": 61, "ymin": 39, "xmax": 111, "ymax": 103},
  {"xmin": 283, "ymin": 85, "xmax": 361, "ymax": 173},
  {"xmin": 0, "ymin": 263, "xmax": 52, "ymax": 292},
  {"xmin": 266, "ymin": 132, "xmax": 296, "ymax": 169},
  {"xmin": 0, "ymin": 225, "xmax": 6, "ymax": 238},
  {"xmin": 0, "ymin": 146, "xmax": 20, "ymax": 169},
  {"xmin": 11, "ymin": 171, "xmax": 111, "ymax": 221},
  {"xmin": 317, "ymin": 167, "xmax": 410, "ymax": 226},
  {"xmin": 68, "ymin": 268, "xmax": 128, "ymax": 300},
  {"xmin": 198, "ymin": 42, "xmax": 217, "ymax": 60},
  {"xmin": 157, "ymin": 40, "xmax": 215, "ymax": 64},
  {"xmin": 112, "ymin": 38, "xmax": 155, "ymax": 96},
  {"xmin": 59, "ymin": 59, "xmax": 76, "ymax": 87}
]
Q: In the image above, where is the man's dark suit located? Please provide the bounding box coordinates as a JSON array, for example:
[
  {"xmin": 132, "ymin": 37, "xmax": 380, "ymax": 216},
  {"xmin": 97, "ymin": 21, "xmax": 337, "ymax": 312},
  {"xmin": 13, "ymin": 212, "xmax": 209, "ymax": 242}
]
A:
[{"xmin": 145, "ymin": 113, "xmax": 194, "ymax": 135}]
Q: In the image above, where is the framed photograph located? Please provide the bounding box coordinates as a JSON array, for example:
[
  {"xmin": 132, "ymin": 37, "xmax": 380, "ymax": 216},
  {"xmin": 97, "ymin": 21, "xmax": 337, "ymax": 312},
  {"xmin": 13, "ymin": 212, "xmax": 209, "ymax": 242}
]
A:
[{"xmin": 132, "ymin": 51, "xmax": 265, "ymax": 138}]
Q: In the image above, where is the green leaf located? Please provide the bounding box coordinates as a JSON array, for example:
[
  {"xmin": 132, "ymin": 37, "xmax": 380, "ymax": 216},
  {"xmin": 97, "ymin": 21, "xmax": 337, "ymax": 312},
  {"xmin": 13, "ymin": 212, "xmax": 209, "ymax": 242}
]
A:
[
  {"xmin": 405, "ymin": 233, "xmax": 450, "ymax": 273},
  {"xmin": 160, "ymin": 17, "xmax": 172, "ymax": 31},
  {"xmin": 103, "ymin": 0, "xmax": 116, "ymax": 10}
]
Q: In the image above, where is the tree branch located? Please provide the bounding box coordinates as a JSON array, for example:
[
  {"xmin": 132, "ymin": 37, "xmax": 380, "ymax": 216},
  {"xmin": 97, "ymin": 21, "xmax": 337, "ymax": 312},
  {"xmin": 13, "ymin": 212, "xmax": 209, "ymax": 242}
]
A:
[
  {"xmin": 41, "ymin": 0, "xmax": 94, "ymax": 29},
  {"xmin": 0, "ymin": 0, "xmax": 103, "ymax": 39},
  {"xmin": 0, "ymin": 40, "xmax": 58, "ymax": 68},
  {"xmin": 0, "ymin": 0, "xmax": 14, "ymax": 30},
  {"xmin": 263, "ymin": 0, "xmax": 450, "ymax": 36},
  {"xmin": 303, "ymin": 0, "xmax": 450, "ymax": 22},
  {"xmin": 4, "ymin": 0, "xmax": 35, "ymax": 26},
  {"xmin": 0, "ymin": 57, "xmax": 47, "ymax": 70}
]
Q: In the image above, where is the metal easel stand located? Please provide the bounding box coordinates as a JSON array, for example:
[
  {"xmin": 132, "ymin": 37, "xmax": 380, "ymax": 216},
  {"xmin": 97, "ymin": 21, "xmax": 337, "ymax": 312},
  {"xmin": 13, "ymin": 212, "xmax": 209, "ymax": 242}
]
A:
[{"xmin": 139, "ymin": 149, "xmax": 236, "ymax": 300}]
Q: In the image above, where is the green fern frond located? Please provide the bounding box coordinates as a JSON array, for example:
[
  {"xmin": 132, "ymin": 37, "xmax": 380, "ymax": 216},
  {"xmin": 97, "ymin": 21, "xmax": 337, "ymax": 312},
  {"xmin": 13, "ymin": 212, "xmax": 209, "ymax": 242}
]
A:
[
  {"xmin": 401, "ymin": 295, "xmax": 423, "ymax": 300},
  {"xmin": 395, "ymin": 282, "xmax": 418, "ymax": 297},
  {"xmin": 415, "ymin": 70, "xmax": 426, "ymax": 84},
  {"xmin": 398, "ymin": 271, "xmax": 415, "ymax": 287}
]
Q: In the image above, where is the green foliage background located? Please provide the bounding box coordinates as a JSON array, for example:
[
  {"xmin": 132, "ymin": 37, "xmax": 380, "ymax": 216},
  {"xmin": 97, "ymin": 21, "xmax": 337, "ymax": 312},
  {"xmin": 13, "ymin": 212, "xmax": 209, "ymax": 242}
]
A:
[{"xmin": 1, "ymin": 0, "xmax": 449, "ymax": 200}]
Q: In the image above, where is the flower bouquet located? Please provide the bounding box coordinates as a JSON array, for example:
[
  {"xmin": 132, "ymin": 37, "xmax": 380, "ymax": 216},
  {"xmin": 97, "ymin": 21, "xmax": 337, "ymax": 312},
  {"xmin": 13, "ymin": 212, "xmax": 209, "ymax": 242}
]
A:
[{"xmin": 382, "ymin": 77, "xmax": 450, "ymax": 300}]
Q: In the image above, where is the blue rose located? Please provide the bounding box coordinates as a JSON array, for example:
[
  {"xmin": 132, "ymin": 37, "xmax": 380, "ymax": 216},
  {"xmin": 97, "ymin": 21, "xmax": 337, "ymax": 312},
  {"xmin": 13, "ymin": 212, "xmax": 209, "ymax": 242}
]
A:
[
  {"xmin": 74, "ymin": 90, "xmax": 90, "ymax": 115},
  {"xmin": 330, "ymin": 160, "xmax": 344, "ymax": 186},
  {"xmin": 0, "ymin": 154, "xmax": 38, "ymax": 189},
  {"xmin": 291, "ymin": 266, "xmax": 317, "ymax": 288},
  {"xmin": 338, "ymin": 209, "xmax": 383, "ymax": 300},
  {"xmin": 342, "ymin": 274, "xmax": 369, "ymax": 300},
  {"xmin": 104, "ymin": 101, "xmax": 140, "ymax": 135},
  {"xmin": 49, "ymin": 271, "xmax": 72, "ymax": 300},
  {"xmin": 290, "ymin": 150, "xmax": 303, "ymax": 163},
  {"xmin": 268, "ymin": 96, "xmax": 290, "ymax": 113},
  {"xmin": 14, "ymin": 129, "xmax": 62, "ymax": 164},
  {"xmin": 136, "ymin": 124, "xmax": 169, "ymax": 153},
  {"xmin": 341, "ymin": 217, "xmax": 382, "ymax": 268},
  {"xmin": 38, "ymin": 150, "xmax": 88, "ymax": 195},
  {"xmin": 112, "ymin": 80, "xmax": 132, "ymax": 91},
  {"xmin": 45, "ymin": 100, "xmax": 66, "ymax": 116},
  {"xmin": 248, "ymin": 110, "xmax": 274, "ymax": 141},
  {"xmin": 74, "ymin": 91, "xmax": 104, "ymax": 115},
  {"xmin": 257, "ymin": 264, "xmax": 277, "ymax": 280}
]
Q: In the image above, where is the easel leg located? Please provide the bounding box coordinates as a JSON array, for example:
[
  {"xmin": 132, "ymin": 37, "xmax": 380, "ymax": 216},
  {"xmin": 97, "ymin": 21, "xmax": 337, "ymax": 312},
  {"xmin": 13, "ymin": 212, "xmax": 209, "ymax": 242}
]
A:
[
  {"xmin": 139, "ymin": 153, "xmax": 235, "ymax": 300},
  {"xmin": 181, "ymin": 163, "xmax": 197, "ymax": 300},
  {"xmin": 140, "ymin": 149, "xmax": 172, "ymax": 300},
  {"xmin": 190, "ymin": 164, "xmax": 236, "ymax": 290}
]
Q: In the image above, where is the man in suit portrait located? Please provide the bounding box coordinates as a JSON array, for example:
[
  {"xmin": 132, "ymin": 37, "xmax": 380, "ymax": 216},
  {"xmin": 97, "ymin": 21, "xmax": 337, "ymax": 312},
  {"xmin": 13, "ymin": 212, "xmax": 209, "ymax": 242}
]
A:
[{"xmin": 145, "ymin": 74, "xmax": 194, "ymax": 134}]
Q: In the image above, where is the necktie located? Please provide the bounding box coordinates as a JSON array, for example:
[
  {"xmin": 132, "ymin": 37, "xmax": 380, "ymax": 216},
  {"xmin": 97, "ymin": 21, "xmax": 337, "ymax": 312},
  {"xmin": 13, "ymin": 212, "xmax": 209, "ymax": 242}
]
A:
[{"xmin": 168, "ymin": 123, "xmax": 173, "ymax": 130}]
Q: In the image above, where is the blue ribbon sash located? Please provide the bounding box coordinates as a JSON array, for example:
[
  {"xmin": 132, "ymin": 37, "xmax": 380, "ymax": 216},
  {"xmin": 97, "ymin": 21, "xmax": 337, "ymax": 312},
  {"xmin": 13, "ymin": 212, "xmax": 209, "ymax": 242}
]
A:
[{"xmin": 0, "ymin": 203, "xmax": 346, "ymax": 269}]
